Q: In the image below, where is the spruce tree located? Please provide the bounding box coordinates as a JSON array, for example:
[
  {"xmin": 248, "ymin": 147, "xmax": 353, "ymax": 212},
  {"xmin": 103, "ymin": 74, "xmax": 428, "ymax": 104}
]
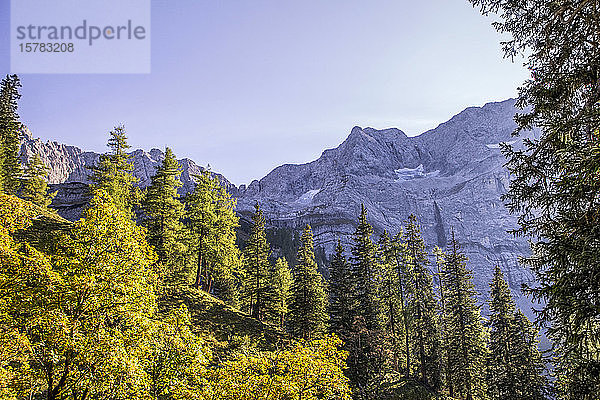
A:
[
  {"xmin": 390, "ymin": 231, "xmax": 414, "ymax": 377},
  {"xmin": 433, "ymin": 246, "xmax": 451, "ymax": 392},
  {"xmin": 89, "ymin": 125, "xmax": 139, "ymax": 213},
  {"xmin": 350, "ymin": 204, "xmax": 381, "ymax": 331},
  {"xmin": 329, "ymin": 240, "xmax": 356, "ymax": 340},
  {"xmin": 0, "ymin": 74, "xmax": 23, "ymax": 194},
  {"xmin": 185, "ymin": 170, "xmax": 241, "ymax": 303},
  {"xmin": 288, "ymin": 225, "xmax": 328, "ymax": 339},
  {"xmin": 404, "ymin": 215, "xmax": 441, "ymax": 389},
  {"xmin": 270, "ymin": 257, "xmax": 293, "ymax": 329},
  {"xmin": 442, "ymin": 233, "xmax": 488, "ymax": 400},
  {"xmin": 142, "ymin": 148, "xmax": 185, "ymax": 279},
  {"xmin": 487, "ymin": 266, "xmax": 547, "ymax": 400},
  {"xmin": 20, "ymin": 154, "xmax": 55, "ymax": 208},
  {"xmin": 241, "ymin": 203, "xmax": 272, "ymax": 320},
  {"xmin": 470, "ymin": 2, "xmax": 600, "ymax": 396}
]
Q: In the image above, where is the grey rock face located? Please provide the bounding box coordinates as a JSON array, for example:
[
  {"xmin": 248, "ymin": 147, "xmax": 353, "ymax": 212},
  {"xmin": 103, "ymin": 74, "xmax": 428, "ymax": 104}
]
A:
[
  {"xmin": 235, "ymin": 99, "xmax": 539, "ymax": 315},
  {"xmin": 20, "ymin": 99, "xmax": 537, "ymax": 317}
]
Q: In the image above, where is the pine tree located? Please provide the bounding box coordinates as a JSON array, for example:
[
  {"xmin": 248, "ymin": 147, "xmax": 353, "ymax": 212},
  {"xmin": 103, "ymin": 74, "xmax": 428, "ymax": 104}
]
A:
[
  {"xmin": 20, "ymin": 154, "xmax": 55, "ymax": 208},
  {"xmin": 142, "ymin": 148, "xmax": 185, "ymax": 280},
  {"xmin": 329, "ymin": 240, "xmax": 356, "ymax": 341},
  {"xmin": 404, "ymin": 215, "xmax": 442, "ymax": 389},
  {"xmin": 0, "ymin": 74, "xmax": 23, "ymax": 194},
  {"xmin": 270, "ymin": 257, "xmax": 293, "ymax": 329},
  {"xmin": 288, "ymin": 225, "xmax": 328, "ymax": 339},
  {"xmin": 241, "ymin": 203, "xmax": 272, "ymax": 320},
  {"xmin": 433, "ymin": 246, "xmax": 451, "ymax": 392},
  {"xmin": 89, "ymin": 125, "xmax": 139, "ymax": 213},
  {"xmin": 469, "ymin": 2, "xmax": 600, "ymax": 396},
  {"xmin": 487, "ymin": 266, "xmax": 547, "ymax": 400},
  {"xmin": 443, "ymin": 233, "xmax": 488, "ymax": 400}
]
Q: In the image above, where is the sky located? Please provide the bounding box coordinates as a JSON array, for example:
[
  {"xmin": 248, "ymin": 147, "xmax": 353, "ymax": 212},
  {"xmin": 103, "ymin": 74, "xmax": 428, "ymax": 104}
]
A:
[{"xmin": 0, "ymin": 0, "xmax": 529, "ymax": 185}]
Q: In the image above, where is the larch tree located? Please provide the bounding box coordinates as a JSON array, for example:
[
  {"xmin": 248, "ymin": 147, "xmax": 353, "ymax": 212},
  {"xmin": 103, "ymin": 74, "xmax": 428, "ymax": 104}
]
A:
[
  {"xmin": 20, "ymin": 154, "xmax": 55, "ymax": 208},
  {"xmin": 469, "ymin": 1, "xmax": 600, "ymax": 396},
  {"xmin": 142, "ymin": 147, "xmax": 186, "ymax": 282},
  {"xmin": 288, "ymin": 225, "xmax": 328, "ymax": 339},
  {"xmin": 270, "ymin": 257, "xmax": 293, "ymax": 329},
  {"xmin": 89, "ymin": 124, "xmax": 140, "ymax": 214},
  {"xmin": 185, "ymin": 170, "xmax": 241, "ymax": 304},
  {"xmin": 442, "ymin": 233, "xmax": 488, "ymax": 400},
  {"xmin": 241, "ymin": 203, "xmax": 272, "ymax": 320},
  {"xmin": 0, "ymin": 74, "xmax": 23, "ymax": 195}
]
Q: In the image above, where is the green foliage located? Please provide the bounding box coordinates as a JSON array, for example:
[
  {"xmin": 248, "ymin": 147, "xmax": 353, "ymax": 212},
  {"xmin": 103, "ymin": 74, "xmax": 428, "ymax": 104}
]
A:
[
  {"xmin": 20, "ymin": 154, "xmax": 55, "ymax": 208},
  {"xmin": 0, "ymin": 75, "xmax": 23, "ymax": 195},
  {"xmin": 469, "ymin": 1, "xmax": 600, "ymax": 397},
  {"xmin": 142, "ymin": 147, "xmax": 186, "ymax": 283},
  {"xmin": 329, "ymin": 240, "xmax": 356, "ymax": 340},
  {"xmin": 204, "ymin": 335, "xmax": 351, "ymax": 400},
  {"xmin": 241, "ymin": 203, "xmax": 272, "ymax": 320},
  {"xmin": 403, "ymin": 215, "xmax": 442, "ymax": 390},
  {"xmin": 89, "ymin": 125, "xmax": 140, "ymax": 213},
  {"xmin": 486, "ymin": 266, "xmax": 547, "ymax": 400},
  {"xmin": 185, "ymin": 170, "xmax": 241, "ymax": 304},
  {"xmin": 442, "ymin": 234, "xmax": 488, "ymax": 400},
  {"xmin": 270, "ymin": 258, "xmax": 293, "ymax": 329},
  {"xmin": 288, "ymin": 225, "xmax": 328, "ymax": 339}
]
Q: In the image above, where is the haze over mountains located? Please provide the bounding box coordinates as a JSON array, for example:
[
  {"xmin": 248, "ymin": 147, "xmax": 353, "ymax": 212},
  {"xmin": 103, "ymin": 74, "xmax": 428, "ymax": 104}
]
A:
[{"xmin": 19, "ymin": 98, "xmax": 539, "ymax": 315}]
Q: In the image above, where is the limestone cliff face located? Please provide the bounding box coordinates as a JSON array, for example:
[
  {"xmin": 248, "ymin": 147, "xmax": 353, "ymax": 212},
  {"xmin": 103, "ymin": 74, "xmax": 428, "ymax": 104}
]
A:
[{"xmin": 20, "ymin": 99, "xmax": 537, "ymax": 316}]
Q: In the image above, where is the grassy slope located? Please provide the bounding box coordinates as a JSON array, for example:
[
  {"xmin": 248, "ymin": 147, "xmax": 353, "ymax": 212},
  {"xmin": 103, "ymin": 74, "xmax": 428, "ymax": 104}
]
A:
[{"xmin": 159, "ymin": 287, "xmax": 287, "ymax": 350}]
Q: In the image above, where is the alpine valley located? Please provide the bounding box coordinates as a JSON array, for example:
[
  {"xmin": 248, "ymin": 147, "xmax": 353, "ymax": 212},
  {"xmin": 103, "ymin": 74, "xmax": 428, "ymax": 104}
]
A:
[{"xmin": 19, "ymin": 98, "xmax": 540, "ymax": 317}]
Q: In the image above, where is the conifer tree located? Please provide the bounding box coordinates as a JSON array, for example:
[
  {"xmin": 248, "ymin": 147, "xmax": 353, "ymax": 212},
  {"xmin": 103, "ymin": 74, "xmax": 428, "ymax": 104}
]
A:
[
  {"xmin": 270, "ymin": 257, "xmax": 293, "ymax": 329},
  {"xmin": 434, "ymin": 246, "xmax": 451, "ymax": 392},
  {"xmin": 350, "ymin": 204, "xmax": 381, "ymax": 331},
  {"xmin": 404, "ymin": 215, "xmax": 441, "ymax": 389},
  {"xmin": 288, "ymin": 225, "xmax": 328, "ymax": 339},
  {"xmin": 470, "ymin": 2, "xmax": 600, "ymax": 395},
  {"xmin": 241, "ymin": 203, "xmax": 272, "ymax": 320},
  {"xmin": 390, "ymin": 231, "xmax": 414, "ymax": 376},
  {"xmin": 89, "ymin": 124, "xmax": 139, "ymax": 213},
  {"xmin": 442, "ymin": 233, "xmax": 488, "ymax": 400},
  {"xmin": 0, "ymin": 74, "xmax": 23, "ymax": 194},
  {"xmin": 186, "ymin": 170, "xmax": 241, "ymax": 303},
  {"xmin": 329, "ymin": 240, "xmax": 356, "ymax": 340},
  {"xmin": 142, "ymin": 148, "xmax": 185, "ymax": 278},
  {"xmin": 487, "ymin": 266, "xmax": 547, "ymax": 400},
  {"xmin": 377, "ymin": 232, "xmax": 404, "ymax": 372},
  {"xmin": 20, "ymin": 154, "xmax": 55, "ymax": 208}
]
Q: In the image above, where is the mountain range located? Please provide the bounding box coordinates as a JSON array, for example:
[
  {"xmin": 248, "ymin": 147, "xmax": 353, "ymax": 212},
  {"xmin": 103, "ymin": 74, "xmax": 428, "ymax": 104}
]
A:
[{"xmin": 19, "ymin": 98, "xmax": 540, "ymax": 317}]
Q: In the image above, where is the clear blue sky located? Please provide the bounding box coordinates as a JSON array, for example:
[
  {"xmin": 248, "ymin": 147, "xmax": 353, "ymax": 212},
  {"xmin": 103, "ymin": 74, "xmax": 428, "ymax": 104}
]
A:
[{"xmin": 0, "ymin": 0, "xmax": 528, "ymax": 185}]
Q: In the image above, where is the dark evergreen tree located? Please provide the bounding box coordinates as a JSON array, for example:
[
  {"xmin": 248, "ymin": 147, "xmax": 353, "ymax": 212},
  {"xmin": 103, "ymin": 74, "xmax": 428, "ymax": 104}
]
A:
[
  {"xmin": 487, "ymin": 266, "xmax": 547, "ymax": 400},
  {"xmin": 288, "ymin": 225, "xmax": 328, "ymax": 339},
  {"xmin": 404, "ymin": 215, "xmax": 442, "ymax": 390},
  {"xmin": 185, "ymin": 170, "xmax": 241, "ymax": 303},
  {"xmin": 241, "ymin": 203, "xmax": 272, "ymax": 320},
  {"xmin": 433, "ymin": 246, "xmax": 451, "ymax": 392},
  {"xmin": 142, "ymin": 148, "xmax": 186, "ymax": 280},
  {"xmin": 350, "ymin": 204, "xmax": 381, "ymax": 331},
  {"xmin": 389, "ymin": 231, "xmax": 414, "ymax": 377},
  {"xmin": 0, "ymin": 75, "xmax": 23, "ymax": 194},
  {"xmin": 89, "ymin": 125, "xmax": 139, "ymax": 213},
  {"xmin": 329, "ymin": 240, "xmax": 356, "ymax": 340},
  {"xmin": 443, "ymin": 233, "xmax": 488, "ymax": 400},
  {"xmin": 470, "ymin": 2, "xmax": 600, "ymax": 396},
  {"xmin": 20, "ymin": 154, "xmax": 55, "ymax": 208}
]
